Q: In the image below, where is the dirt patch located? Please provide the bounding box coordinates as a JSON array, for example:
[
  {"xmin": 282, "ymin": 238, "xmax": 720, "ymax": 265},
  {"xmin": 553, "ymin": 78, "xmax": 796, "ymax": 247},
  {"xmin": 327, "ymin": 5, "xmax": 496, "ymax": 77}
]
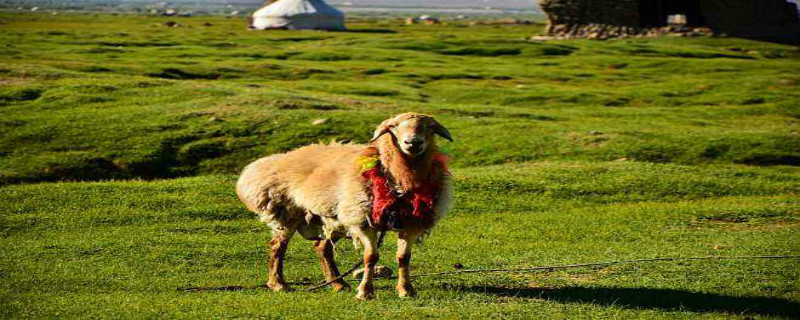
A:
[{"xmin": 0, "ymin": 78, "xmax": 33, "ymax": 86}]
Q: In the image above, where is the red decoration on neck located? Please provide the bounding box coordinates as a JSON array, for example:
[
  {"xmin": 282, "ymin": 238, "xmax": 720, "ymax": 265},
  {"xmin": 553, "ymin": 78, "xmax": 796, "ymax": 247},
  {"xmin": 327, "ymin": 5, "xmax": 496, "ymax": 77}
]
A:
[{"xmin": 362, "ymin": 153, "xmax": 448, "ymax": 230}]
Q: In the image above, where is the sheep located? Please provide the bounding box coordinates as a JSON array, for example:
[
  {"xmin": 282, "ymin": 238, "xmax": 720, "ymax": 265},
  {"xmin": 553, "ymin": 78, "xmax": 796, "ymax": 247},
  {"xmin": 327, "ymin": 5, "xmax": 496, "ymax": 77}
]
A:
[{"xmin": 235, "ymin": 112, "xmax": 453, "ymax": 300}]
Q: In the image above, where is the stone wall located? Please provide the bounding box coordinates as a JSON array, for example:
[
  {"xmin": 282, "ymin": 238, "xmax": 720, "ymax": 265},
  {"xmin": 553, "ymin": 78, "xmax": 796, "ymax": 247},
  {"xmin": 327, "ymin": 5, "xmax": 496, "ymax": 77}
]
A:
[{"xmin": 540, "ymin": 0, "xmax": 639, "ymax": 33}]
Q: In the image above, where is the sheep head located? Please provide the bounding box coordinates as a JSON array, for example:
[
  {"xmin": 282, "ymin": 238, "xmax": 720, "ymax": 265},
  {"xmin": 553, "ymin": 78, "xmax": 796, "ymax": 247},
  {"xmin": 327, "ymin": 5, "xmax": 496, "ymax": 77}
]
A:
[{"xmin": 371, "ymin": 113, "xmax": 452, "ymax": 158}]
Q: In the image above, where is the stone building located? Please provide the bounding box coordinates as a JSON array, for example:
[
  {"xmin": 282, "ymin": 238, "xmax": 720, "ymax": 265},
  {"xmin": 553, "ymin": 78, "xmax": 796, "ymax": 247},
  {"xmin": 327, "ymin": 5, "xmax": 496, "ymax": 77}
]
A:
[{"xmin": 539, "ymin": 0, "xmax": 800, "ymax": 41}]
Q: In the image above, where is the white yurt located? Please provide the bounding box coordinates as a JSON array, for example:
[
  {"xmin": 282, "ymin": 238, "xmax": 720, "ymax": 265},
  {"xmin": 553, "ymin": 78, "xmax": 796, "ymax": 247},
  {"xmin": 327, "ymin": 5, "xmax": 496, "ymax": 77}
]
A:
[{"xmin": 251, "ymin": 0, "xmax": 345, "ymax": 31}]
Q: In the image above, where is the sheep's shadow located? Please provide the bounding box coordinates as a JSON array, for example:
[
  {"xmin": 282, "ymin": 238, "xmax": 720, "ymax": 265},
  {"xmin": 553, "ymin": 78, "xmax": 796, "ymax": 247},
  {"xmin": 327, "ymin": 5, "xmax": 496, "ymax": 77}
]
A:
[{"xmin": 457, "ymin": 285, "xmax": 800, "ymax": 318}]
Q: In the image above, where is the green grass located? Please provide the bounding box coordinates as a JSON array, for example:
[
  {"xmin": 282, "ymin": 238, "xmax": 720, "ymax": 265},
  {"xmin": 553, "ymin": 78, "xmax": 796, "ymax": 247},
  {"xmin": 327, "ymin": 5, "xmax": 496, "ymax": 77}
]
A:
[
  {"xmin": 1, "ymin": 12, "xmax": 799, "ymax": 319},
  {"xmin": 2, "ymin": 164, "xmax": 799, "ymax": 318},
  {"xmin": 1, "ymin": 13, "xmax": 799, "ymax": 184}
]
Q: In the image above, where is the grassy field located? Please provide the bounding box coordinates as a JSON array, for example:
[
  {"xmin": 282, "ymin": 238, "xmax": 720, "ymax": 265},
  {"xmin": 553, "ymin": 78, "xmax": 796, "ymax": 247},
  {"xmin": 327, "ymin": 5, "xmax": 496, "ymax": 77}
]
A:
[{"xmin": 1, "ymin": 12, "xmax": 799, "ymax": 319}]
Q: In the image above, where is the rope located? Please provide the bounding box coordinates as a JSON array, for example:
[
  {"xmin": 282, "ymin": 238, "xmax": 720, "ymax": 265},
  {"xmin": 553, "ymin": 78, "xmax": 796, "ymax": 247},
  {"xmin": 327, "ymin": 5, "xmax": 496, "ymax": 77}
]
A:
[
  {"xmin": 177, "ymin": 254, "xmax": 799, "ymax": 293},
  {"xmin": 298, "ymin": 231, "xmax": 386, "ymax": 292}
]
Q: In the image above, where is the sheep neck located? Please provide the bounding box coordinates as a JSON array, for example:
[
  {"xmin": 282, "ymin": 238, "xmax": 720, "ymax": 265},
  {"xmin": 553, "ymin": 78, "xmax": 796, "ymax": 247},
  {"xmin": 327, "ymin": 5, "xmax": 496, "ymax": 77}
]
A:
[{"xmin": 376, "ymin": 136, "xmax": 436, "ymax": 194}]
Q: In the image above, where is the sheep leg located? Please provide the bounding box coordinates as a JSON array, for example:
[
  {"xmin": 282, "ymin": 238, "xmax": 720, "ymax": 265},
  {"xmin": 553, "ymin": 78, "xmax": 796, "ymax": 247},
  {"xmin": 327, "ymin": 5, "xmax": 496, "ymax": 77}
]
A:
[
  {"xmin": 267, "ymin": 227, "xmax": 295, "ymax": 292},
  {"xmin": 352, "ymin": 228, "xmax": 379, "ymax": 300},
  {"xmin": 313, "ymin": 238, "xmax": 349, "ymax": 292},
  {"xmin": 395, "ymin": 230, "xmax": 420, "ymax": 298}
]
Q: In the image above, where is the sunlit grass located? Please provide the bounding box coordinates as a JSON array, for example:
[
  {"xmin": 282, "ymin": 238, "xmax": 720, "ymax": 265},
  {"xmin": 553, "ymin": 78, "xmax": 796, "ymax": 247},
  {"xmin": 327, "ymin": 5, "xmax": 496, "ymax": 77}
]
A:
[{"xmin": 1, "ymin": 12, "xmax": 799, "ymax": 318}]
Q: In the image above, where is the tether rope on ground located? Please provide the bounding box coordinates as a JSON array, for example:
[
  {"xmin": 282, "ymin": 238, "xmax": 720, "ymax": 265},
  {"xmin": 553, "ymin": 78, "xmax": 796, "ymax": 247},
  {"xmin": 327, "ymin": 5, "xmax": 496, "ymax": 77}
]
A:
[
  {"xmin": 296, "ymin": 231, "xmax": 387, "ymax": 292},
  {"xmin": 178, "ymin": 254, "xmax": 800, "ymax": 293}
]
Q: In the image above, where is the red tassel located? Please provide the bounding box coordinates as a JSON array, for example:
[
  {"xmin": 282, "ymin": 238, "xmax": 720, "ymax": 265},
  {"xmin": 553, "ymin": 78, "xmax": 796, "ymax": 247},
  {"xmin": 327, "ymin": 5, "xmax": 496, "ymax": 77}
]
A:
[
  {"xmin": 362, "ymin": 153, "xmax": 449, "ymax": 229},
  {"xmin": 363, "ymin": 166, "xmax": 394, "ymax": 225}
]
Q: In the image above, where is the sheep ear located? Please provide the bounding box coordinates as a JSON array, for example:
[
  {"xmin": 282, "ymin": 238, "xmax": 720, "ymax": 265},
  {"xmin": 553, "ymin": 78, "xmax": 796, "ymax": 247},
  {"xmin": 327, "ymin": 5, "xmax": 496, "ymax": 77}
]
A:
[
  {"xmin": 370, "ymin": 121, "xmax": 392, "ymax": 142},
  {"xmin": 430, "ymin": 119, "xmax": 453, "ymax": 142}
]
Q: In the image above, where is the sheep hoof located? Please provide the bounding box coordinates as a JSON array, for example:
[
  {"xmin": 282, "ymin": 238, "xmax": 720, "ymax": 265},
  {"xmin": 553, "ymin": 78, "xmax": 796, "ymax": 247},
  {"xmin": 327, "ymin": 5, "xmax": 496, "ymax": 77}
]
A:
[
  {"xmin": 267, "ymin": 281, "xmax": 292, "ymax": 292},
  {"xmin": 396, "ymin": 285, "xmax": 417, "ymax": 298},
  {"xmin": 355, "ymin": 291, "xmax": 375, "ymax": 300},
  {"xmin": 355, "ymin": 284, "xmax": 375, "ymax": 300},
  {"xmin": 331, "ymin": 282, "xmax": 351, "ymax": 292}
]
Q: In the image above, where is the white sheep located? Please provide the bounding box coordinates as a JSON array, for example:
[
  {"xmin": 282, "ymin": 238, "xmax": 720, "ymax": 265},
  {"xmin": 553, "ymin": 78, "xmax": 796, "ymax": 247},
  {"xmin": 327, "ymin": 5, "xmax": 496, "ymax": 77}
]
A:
[{"xmin": 236, "ymin": 112, "xmax": 453, "ymax": 300}]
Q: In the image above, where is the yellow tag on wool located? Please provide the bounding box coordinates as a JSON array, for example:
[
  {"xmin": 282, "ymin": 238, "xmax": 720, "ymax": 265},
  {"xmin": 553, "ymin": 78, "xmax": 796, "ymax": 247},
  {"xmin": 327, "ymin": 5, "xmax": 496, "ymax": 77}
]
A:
[{"xmin": 357, "ymin": 156, "xmax": 379, "ymax": 173}]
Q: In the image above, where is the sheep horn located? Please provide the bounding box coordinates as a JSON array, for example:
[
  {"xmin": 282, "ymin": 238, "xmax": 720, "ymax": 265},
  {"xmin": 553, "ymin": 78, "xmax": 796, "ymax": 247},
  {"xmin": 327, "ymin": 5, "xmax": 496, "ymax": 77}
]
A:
[
  {"xmin": 431, "ymin": 120, "xmax": 453, "ymax": 142},
  {"xmin": 370, "ymin": 122, "xmax": 392, "ymax": 143}
]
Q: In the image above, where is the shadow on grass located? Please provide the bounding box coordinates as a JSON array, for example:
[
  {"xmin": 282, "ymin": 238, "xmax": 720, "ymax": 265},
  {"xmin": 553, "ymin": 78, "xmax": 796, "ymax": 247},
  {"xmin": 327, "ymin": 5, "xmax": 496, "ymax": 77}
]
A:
[
  {"xmin": 461, "ymin": 285, "xmax": 800, "ymax": 318},
  {"xmin": 338, "ymin": 29, "xmax": 397, "ymax": 34}
]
